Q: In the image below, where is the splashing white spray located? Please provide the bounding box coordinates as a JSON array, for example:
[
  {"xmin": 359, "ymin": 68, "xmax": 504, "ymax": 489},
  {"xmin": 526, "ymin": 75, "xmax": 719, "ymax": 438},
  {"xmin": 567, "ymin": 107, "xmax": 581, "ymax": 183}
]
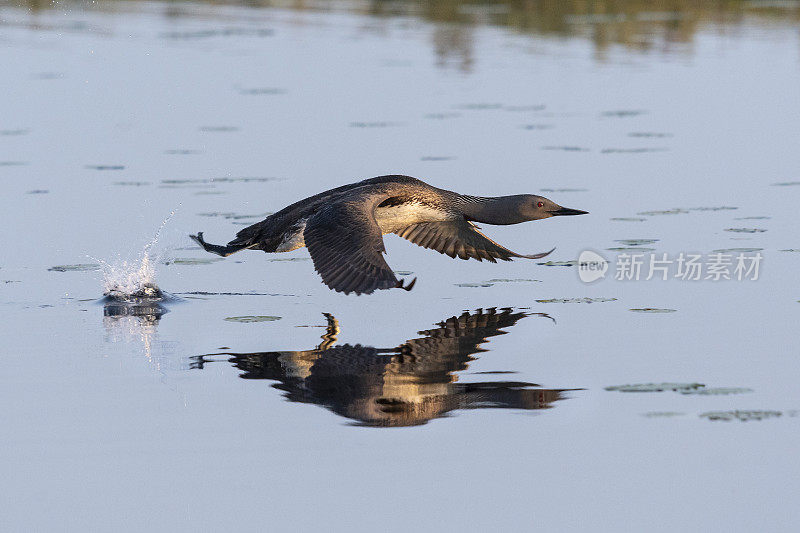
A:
[{"xmin": 95, "ymin": 209, "xmax": 178, "ymax": 301}]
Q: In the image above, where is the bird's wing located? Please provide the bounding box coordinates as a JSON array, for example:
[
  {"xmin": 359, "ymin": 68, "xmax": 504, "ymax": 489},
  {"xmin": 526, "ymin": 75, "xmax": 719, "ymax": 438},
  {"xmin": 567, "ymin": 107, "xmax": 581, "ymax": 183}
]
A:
[
  {"xmin": 395, "ymin": 218, "xmax": 553, "ymax": 262},
  {"xmin": 304, "ymin": 194, "xmax": 403, "ymax": 295}
]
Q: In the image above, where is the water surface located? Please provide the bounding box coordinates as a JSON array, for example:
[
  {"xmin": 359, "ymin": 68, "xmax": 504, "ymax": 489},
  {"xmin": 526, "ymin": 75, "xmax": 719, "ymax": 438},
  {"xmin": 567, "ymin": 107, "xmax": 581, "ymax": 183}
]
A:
[{"xmin": 1, "ymin": 1, "xmax": 799, "ymax": 531}]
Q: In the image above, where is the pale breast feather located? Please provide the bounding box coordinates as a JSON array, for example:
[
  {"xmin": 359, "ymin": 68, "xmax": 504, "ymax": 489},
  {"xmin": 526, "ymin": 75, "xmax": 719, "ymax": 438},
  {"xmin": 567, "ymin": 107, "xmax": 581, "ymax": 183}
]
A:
[
  {"xmin": 275, "ymin": 219, "xmax": 308, "ymax": 252},
  {"xmin": 375, "ymin": 201, "xmax": 454, "ymax": 234}
]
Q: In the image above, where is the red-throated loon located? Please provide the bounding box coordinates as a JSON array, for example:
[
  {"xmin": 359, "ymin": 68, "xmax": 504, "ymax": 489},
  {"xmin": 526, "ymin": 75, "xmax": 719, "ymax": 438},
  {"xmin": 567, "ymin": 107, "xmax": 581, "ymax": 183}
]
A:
[{"xmin": 190, "ymin": 175, "xmax": 587, "ymax": 295}]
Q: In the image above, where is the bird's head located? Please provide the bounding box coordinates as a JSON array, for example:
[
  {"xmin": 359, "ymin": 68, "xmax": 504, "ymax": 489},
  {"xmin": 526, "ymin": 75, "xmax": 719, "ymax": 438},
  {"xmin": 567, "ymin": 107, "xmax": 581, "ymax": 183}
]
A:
[{"xmin": 516, "ymin": 194, "xmax": 588, "ymax": 221}]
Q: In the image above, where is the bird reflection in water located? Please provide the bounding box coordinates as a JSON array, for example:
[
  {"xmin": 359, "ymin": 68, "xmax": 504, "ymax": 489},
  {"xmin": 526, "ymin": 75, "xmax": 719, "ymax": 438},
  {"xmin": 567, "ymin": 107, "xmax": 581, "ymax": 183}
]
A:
[
  {"xmin": 192, "ymin": 308, "xmax": 578, "ymax": 427},
  {"xmin": 102, "ymin": 286, "xmax": 172, "ymax": 371}
]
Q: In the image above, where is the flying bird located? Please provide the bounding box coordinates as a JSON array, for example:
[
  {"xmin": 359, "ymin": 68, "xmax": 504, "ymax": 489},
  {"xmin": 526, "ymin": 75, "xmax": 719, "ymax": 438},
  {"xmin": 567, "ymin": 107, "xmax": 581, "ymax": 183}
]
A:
[{"xmin": 191, "ymin": 175, "xmax": 587, "ymax": 294}]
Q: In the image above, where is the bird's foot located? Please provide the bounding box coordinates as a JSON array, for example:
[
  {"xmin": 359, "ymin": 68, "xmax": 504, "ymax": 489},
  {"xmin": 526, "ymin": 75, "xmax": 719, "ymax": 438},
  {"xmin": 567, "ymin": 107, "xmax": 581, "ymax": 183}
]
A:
[{"xmin": 396, "ymin": 277, "xmax": 417, "ymax": 292}]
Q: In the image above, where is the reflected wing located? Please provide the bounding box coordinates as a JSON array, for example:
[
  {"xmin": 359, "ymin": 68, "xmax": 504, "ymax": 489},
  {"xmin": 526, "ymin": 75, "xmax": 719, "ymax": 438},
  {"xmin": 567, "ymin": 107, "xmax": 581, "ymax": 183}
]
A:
[
  {"xmin": 304, "ymin": 194, "xmax": 400, "ymax": 295},
  {"xmin": 395, "ymin": 219, "xmax": 553, "ymax": 262}
]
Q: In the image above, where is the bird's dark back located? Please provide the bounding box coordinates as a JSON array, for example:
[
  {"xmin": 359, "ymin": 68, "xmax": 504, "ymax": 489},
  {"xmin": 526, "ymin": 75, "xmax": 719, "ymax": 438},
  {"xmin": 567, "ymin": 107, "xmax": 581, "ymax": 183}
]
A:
[{"xmin": 228, "ymin": 175, "xmax": 429, "ymax": 249}]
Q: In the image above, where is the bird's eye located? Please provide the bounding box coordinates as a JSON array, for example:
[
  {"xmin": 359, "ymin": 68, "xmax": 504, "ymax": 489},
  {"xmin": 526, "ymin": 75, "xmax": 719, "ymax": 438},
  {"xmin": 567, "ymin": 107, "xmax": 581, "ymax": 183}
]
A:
[{"xmin": 537, "ymin": 202, "xmax": 544, "ymax": 208}]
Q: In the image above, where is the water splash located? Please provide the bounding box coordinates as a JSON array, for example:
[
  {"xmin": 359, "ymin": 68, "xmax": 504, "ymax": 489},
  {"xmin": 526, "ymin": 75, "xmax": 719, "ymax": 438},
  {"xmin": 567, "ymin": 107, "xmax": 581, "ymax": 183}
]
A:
[{"xmin": 93, "ymin": 210, "xmax": 177, "ymax": 302}]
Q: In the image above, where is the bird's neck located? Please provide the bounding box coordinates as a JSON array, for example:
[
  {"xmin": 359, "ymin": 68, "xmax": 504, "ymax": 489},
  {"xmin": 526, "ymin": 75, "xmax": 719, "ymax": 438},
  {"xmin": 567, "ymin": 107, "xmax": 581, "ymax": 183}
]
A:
[{"xmin": 459, "ymin": 196, "xmax": 525, "ymax": 225}]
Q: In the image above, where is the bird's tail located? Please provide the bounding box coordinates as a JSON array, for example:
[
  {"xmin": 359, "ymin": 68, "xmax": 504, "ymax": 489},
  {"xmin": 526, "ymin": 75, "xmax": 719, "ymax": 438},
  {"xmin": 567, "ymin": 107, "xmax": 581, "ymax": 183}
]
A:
[{"xmin": 190, "ymin": 232, "xmax": 250, "ymax": 257}]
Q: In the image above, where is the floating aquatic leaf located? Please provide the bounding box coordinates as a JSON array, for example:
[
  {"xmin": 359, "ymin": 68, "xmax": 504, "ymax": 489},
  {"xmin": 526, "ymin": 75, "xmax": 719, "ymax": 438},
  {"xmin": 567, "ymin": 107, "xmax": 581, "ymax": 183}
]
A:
[
  {"xmin": 536, "ymin": 297, "xmax": 617, "ymax": 304},
  {"xmin": 681, "ymin": 387, "xmax": 752, "ymax": 395},
  {"xmin": 537, "ymin": 260, "xmax": 576, "ymax": 267},
  {"xmin": 700, "ymin": 410, "xmax": 782, "ymax": 422},
  {"xmin": 724, "ymin": 228, "xmax": 767, "ymax": 233},
  {"xmin": 641, "ymin": 412, "xmax": 685, "ymax": 418},
  {"xmin": 224, "ymin": 315, "xmax": 281, "ymax": 323},
  {"xmin": 629, "ymin": 308, "xmax": 677, "ymax": 313},
  {"xmin": 735, "ymin": 216, "xmax": 770, "ymax": 220},
  {"xmin": 48, "ymin": 263, "xmax": 101, "ymax": 272},
  {"xmin": 712, "ymin": 248, "xmax": 763, "ymax": 253},
  {"xmin": 605, "ymin": 383, "xmax": 704, "ymax": 392},
  {"xmin": 168, "ymin": 257, "xmax": 224, "ymax": 265},
  {"xmin": 610, "ymin": 217, "xmax": 647, "ymax": 222},
  {"xmin": 637, "ymin": 208, "xmax": 688, "ymax": 216},
  {"xmin": 394, "ymin": 271, "xmax": 414, "ymax": 276},
  {"xmin": 606, "ymin": 247, "xmax": 656, "ymax": 252}
]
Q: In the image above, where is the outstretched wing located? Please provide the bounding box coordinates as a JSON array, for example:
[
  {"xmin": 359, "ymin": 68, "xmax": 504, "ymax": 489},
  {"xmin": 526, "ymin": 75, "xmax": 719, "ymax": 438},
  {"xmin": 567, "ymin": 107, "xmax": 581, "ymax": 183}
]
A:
[
  {"xmin": 395, "ymin": 218, "xmax": 553, "ymax": 262},
  {"xmin": 304, "ymin": 194, "xmax": 402, "ymax": 295}
]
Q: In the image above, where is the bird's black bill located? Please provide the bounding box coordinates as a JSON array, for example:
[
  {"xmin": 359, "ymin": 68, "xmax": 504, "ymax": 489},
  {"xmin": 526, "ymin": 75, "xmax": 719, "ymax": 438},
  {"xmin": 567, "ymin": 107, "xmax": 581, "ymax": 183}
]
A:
[{"xmin": 549, "ymin": 207, "xmax": 588, "ymax": 216}]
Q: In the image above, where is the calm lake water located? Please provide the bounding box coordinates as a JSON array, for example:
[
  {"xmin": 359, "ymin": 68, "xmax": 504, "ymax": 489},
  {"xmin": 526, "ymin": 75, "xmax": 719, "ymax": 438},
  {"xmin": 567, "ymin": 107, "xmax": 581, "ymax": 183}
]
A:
[{"xmin": 1, "ymin": 1, "xmax": 799, "ymax": 531}]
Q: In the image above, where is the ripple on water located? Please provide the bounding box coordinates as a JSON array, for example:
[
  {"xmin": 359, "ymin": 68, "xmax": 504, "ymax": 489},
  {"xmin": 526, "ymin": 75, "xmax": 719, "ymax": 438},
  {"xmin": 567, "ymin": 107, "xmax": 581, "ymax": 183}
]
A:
[
  {"xmin": 48, "ymin": 263, "xmax": 101, "ymax": 272},
  {"xmin": 687, "ymin": 206, "xmax": 738, "ymax": 211},
  {"xmin": 224, "ymin": 316, "xmax": 282, "ymax": 323},
  {"xmin": 605, "ymin": 383, "xmax": 704, "ymax": 392},
  {"xmin": 712, "ymin": 248, "xmax": 763, "ymax": 253},
  {"xmin": 681, "ymin": 387, "xmax": 753, "ymax": 395},
  {"xmin": 536, "ymin": 297, "xmax": 617, "ymax": 304},
  {"xmin": 615, "ymin": 239, "xmax": 659, "ymax": 246},
  {"xmin": 85, "ymin": 165, "xmax": 125, "ymax": 170},
  {"xmin": 700, "ymin": 410, "xmax": 782, "ymax": 422},
  {"xmin": 601, "ymin": 148, "xmax": 669, "ymax": 154},
  {"xmin": 629, "ymin": 308, "xmax": 677, "ymax": 313},
  {"xmin": 600, "ymin": 109, "xmax": 648, "ymax": 117},
  {"xmin": 628, "ymin": 132, "xmax": 673, "ymax": 138},
  {"xmin": 724, "ymin": 228, "xmax": 767, "ymax": 233},
  {"xmin": 537, "ymin": 260, "xmax": 577, "ymax": 267},
  {"xmin": 167, "ymin": 257, "xmax": 225, "ymax": 265},
  {"xmin": 637, "ymin": 208, "xmax": 688, "ymax": 216},
  {"xmin": 542, "ymin": 146, "xmax": 590, "ymax": 152}
]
